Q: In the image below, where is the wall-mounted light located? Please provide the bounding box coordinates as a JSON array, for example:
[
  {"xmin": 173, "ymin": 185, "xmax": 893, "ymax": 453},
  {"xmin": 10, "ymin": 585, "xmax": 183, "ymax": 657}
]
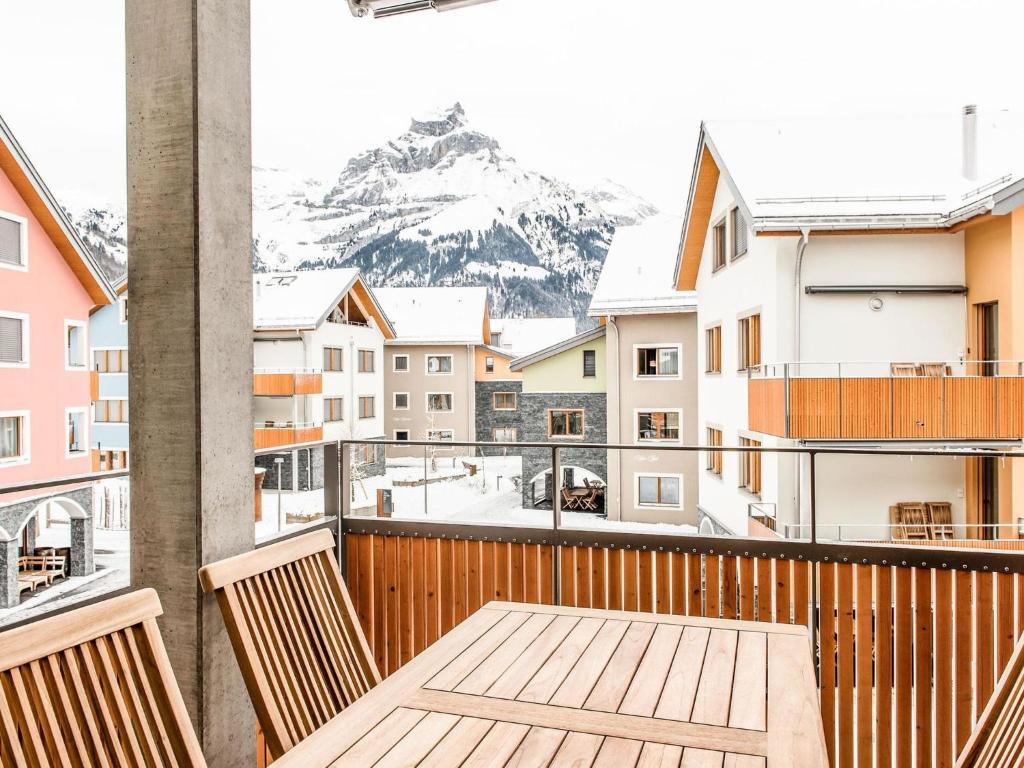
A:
[
  {"xmin": 347, "ymin": 0, "xmax": 497, "ymax": 18},
  {"xmin": 868, "ymin": 296, "xmax": 884, "ymax": 312}
]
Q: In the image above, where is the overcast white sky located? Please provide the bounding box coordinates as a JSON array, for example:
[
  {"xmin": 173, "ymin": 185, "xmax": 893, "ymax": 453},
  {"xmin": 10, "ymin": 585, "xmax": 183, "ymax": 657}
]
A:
[{"xmin": 0, "ymin": 0, "xmax": 1021, "ymax": 213}]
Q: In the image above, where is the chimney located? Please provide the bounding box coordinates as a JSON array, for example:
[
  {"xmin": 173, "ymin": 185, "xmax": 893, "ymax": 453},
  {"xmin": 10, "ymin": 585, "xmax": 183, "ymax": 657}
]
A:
[{"xmin": 962, "ymin": 104, "xmax": 978, "ymax": 181}]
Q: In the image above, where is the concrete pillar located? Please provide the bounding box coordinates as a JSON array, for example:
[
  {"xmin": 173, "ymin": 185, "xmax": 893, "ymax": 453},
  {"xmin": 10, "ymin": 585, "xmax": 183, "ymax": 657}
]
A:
[
  {"xmin": 69, "ymin": 517, "xmax": 94, "ymax": 577},
  {"xmin": 126, "ymin": 1, "xmax": 255, "ymax": 765},
  {"xmin": 0, "ymin": 538, "xmax": 18, "ymax": 609}
]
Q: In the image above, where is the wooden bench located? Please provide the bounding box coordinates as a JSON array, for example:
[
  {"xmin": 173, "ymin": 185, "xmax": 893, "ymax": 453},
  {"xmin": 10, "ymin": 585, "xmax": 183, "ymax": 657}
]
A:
[
  {"xmin": 199, "ymin": 529, "xmax": 381, "ymax": 760},
  {"xmin": 957, "ymin": 630, "xmax": 1024, "ymax": 765},
  {"xmin": 20, "ymin": 554, "xmax": 66, "ymax": 586},
  {"xmin": 16, "ymin": 557, "xmax": 48, "ymax": 593},
  {"xmin": 0, "ymin": 588, "xmax": 206, "ymax": 766}
]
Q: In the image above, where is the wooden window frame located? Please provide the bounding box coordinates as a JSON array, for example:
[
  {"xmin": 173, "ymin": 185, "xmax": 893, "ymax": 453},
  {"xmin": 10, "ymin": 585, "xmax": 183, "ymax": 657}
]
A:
[
  {"xmin": 705, "ymin": 325, "xmax": 722, "ymax": 374},
  {"xmin": 729, "ymin": 207, "xmax": 748, "ymax": 261},
  {"xmin": 547, "ymin": 408, "xmax": 585, "ymax": 440},
  {"xmin": 582, "ymin": 349, "xmax": 597, "ymax": 378},
  {"xmin": 357, "ymin": 349, "xmax": 375, "ymax": 373},
  {"xmin": 737, "ymin": 313, "xmax": 761, "ymax": 371},
  {"xmin": 712, "ymin": 218, "xmax": 727, "ymax": 272},
  {"xmin": 485, "ymin": 355, "xmax": 495, "ymax": 374},
  {"xmin": 392, "ymin": 354, "xmax": 410, "ymax": 373},
  {"xmin": 425, "ymin": 354, "xmax": 453, "ymax": 375},
  {"xmin": 635, "ymin": 474, "xmax": 683, "ymax": 509},
  {"xmin": 492, "ymin": 392, "xmax": 517, "ymax": 411},
  {"xmin": 323, "ymin": 346, "xmax": 344, "ymax": 372},
  {"xmin": 635, "ymin": 409, "xmax": 682, "ymax": 443},
  {"xmin": 323, "ymin": 397, "xmax": 344, "ymax": 423},
  {"xmin": 94, "ymin": 348, "xmax": 129, "ymax": 374},
  {"xmin": 634, "ymin": 344, "xmax": 682, "ymax": 380},
  {"xmin": 492, "ymin": 427, "xmax": 517, "ymax": 443},
  {"xmin": 358, "ymin": 396, "xmax": 375, "ymax": 419},
  {"xmin": 706, "ymin": 427, "xmax": 723, "ymax": 476},
  {"xmin": 739, "ymin": 436, "xmax": 762, "ymax": 497},
  {"xmin": 0, "ymin": 412, "xmax": 28, "ymax": 464},
  {"xmin": 93, "ymin": 399, "xmax": 129, "ymax": 424},
  {"xmin": 65, "ymin": 407, "xmax": 88, "ymax": 458}
]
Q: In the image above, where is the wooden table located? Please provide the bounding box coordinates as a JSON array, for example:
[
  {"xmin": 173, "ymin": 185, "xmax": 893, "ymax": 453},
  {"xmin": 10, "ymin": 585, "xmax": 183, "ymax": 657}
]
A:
[{"xmin": 275, "ymin": 602, "xmax": 828, "ymax": 767}]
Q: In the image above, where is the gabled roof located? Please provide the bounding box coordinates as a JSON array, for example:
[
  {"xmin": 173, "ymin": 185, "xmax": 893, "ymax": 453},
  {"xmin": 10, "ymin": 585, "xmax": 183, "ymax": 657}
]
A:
[
  {"xmin": 509, "ymin": 325, "xmax": 606, "ymax": 371},
  {"xmin": 589, "ymin": 216, "xmax": 697, "ymax": 316},
  {"xmin": 489, "ymin": 317, "xmax": 578, "ymax": 357},
  {"xmin": 673, "ymin": 109, "xmax": 1024, "ymax": 289},
  {"xmin": 0, "ymin": 113, "xmax": 115, "ymax": 305},
  {"xmin": 374, "ymin": 286, "xmax": 490, "ymax": 345},
  {"xmin": 253, "ymin": 268, "xmax": 396, "ymax": 338}
]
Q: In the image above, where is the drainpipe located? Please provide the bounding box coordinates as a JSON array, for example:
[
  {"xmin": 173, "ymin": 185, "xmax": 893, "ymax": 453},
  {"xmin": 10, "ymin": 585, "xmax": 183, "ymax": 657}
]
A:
[
  {"xmin": 608, "ymin": 316, "xmax": 621, "ymax": 520},
  {"xmin": 793, "ymin": 228, "xmax": 810, "ymax": 528}
]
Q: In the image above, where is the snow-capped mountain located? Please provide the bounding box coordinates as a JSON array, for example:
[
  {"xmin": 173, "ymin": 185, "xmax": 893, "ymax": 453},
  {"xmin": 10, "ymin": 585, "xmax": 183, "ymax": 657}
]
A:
[{"xmin": 75, "ymin": 103, "xmax": 658, "ymax": 320}]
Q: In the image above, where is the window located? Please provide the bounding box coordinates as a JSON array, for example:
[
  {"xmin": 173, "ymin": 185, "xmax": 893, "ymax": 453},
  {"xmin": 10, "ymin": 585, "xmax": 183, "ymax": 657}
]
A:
[
  {"xmin": 582, "ymin": 349, "xmax": 597, "ymax": 378},
  {"xmin": 712, "ymin": 219, "xmax": 727, "ymax": 271},
  {"xmin": 324, "ymin": 397, "xmax": 344, "ymax": 422},
  {"xmin": 730, "ymin": 207, "xmax": 748, "ymax": 260},
  {"xmin": 0, "ymin": 414, "xmax": 27, "ymax": 463},
  {"xmin": 66, "ymin": 409, "xmax": 86, "ymax": 456},
  {"xmin": 637, "ymin": 475, "xmax": 682, "ymax": 509},
  {"xmin": 119, "ymin": 296, "xmax": 128, "ymax": 324},
  {"xmin": 636, "ymin": 411, "xmax": 681, "ymax": 442},
  {"xmin": 493, "ymin": 392, "xmax": 517, "ymax": 411},
  {"xmin": 393, "ymin": 392, "xmax": 409, "ymax": 410},
  {"xmin": 94, "ymin": 349, "xmax": 129, "ymax": 373},
  {"xmin": 358, "ymin": 349, "xmax": 375, "ymax": 373},
  {"xmin": 705, "ymin": 326, "xmax": 722, "ymax": 374},
  {"xmin": 323, "ymin": 346, "xmax": 343, "ymax": 372},
  {"xmin": 706, "ymin": 427, "xmax": 723, "ymax": 475},
  {"xmin": 739, "ymin": 436, "xmax": 762, "ymax": 496},
  {"xmin": 427, "ymin": 393, "xmax": 453, "ymax": 412},
  {"xmin": 485, "ymin": 356, "xmax": 495, "ymax": 374},
  {"xmin": 0, "ymin": 313, "xmax": 28, "ymax": 366},
  {"xmin": 394, "ymin": 430, "xmax": 410, "ymax": 441},
  {"xmin": 548, "ymin": 409, "xmax": 584, "ymax": 439},
  {"xmin": 0, "ymin": 213, "xmax": 26, "ymax": 270},
  {"xmin": 493, "ymin": 427, "xmax": 517, "ymax": 442},
  {"xmin": 737, "ymin": 314, "xmax": 761, "ymax": 371},
  {"xmin": 355, "ymin": 445, "xmax": 376, "ymax": 466},
  {"xmin": 93, "ymin": 399, "xmax": 128, "ymax": 423},
  {"xmin": 65, "ymin": 321, "xmax": 86, "ymax": 369},
  {"xmin": 393, "ymin": 354, "xmax": 409, "ymax": 372},
  {"xmin": 358, "ymin": 396, "xmax": 375, "ymax": 419},
  {"xmin": 427, "ymin": 430, "xmax": 454, "ymax": 442},
  {"xmin": 491, "ymin": 332, "xmax": 502, "ymax": 348},
  {"xmin": 426, "ymin": 354, "xmax": 452, "ymax": 374},
  {"xmin": 636, "ymin": 345, "xmax": 680, "ymax": 378}
]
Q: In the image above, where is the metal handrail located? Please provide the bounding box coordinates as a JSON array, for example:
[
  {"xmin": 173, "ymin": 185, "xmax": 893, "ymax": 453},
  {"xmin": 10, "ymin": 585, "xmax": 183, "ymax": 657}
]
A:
[
  {"xmin": 751, "ymin": 359, "xmax": 1024, "ymax": 379},
  {"xmin": 253, "ymin": 367, "xmax": 322, "ymax": 374}
]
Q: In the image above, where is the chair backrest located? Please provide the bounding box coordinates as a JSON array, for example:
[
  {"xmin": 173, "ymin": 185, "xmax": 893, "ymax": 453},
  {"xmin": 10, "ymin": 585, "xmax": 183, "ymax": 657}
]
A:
[
  {"xmin": 957, "ymin": 631, "xmax": 1024, "ymax": 766},
  {"xmin": 198, "ymin": 529, "xmax": 380, "ymax": 760},
  {"xmin": 0, "ymin": 589, "xmax": 206, "ymax": 767},
  {"xmin": 891, "ymin": 363, "xmax": 918, "ymax": 377},
  {"xmin": 919, "ymin": 362, "xmax": 947, "ymax": 377},
  {"xmin": 899, "ymin": 502, "xmax": 931, "ymax": 538}
]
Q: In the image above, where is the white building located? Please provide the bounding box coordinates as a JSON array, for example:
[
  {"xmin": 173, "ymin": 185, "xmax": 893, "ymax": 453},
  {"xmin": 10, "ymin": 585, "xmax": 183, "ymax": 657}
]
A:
[
  {"xmin": 676, "ymin": 108, "xmax": 1024, "ymax": 539},
  {"xmin": 253, "ymin": 269, "xmax": 395, "ymax": 488}
]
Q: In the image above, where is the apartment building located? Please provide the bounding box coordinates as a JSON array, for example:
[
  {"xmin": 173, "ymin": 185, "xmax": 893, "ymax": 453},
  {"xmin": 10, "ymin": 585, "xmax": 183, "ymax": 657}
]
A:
[
  {"xmin": 88, "ymin": 276, "xmax": 129, "ymax": 472},
  {"xmin": 676, "ymin": 107, "xmax": 1024, "ymax": 538},
  {"xmin": 377, "ymin": 287, "xmax": 492, "ymax": 458},
  {"xmin": 510, "ymin": 326, "xmax": 608, "ymax": 513},
  {"xmin": 253, "ymin": 269, "xmax": 395, "ymax": 489},
  {"xmin": 475, "ymin": 317, "xmax": 576, "ymax": 455},
  {"xmin": 589, "ymin": 216, "xmax": 699, "ymax": 525},
  {"xmin": 0, "ymin": 114, "xmax": 116, "ymax": 606}
]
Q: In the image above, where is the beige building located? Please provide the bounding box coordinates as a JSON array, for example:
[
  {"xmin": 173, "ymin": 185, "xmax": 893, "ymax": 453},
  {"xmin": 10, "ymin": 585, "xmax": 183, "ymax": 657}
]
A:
[
  {"xmin": 589, "ymin": 216, "xmax": 700, "ymax": 525},
  {"xmin": 375, "ymin": 287, "xmax": 492, "ymax": 458}
]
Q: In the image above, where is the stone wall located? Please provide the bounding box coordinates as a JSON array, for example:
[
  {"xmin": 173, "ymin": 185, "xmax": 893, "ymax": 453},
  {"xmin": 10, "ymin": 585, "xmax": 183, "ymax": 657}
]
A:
[
  {"xmin": 520, "ymin": 392, "xmax": 607, "ymax": 509},
  {"xmin": 475, "ymin": 380, "xmax": 524, "ymax": 456}
]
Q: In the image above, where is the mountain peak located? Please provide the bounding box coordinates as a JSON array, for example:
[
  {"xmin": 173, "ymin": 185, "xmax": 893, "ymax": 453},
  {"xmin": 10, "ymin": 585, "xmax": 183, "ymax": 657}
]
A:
[{"xmin": 409, "ymin": 102, "xmax": 468, "ymax": 137}]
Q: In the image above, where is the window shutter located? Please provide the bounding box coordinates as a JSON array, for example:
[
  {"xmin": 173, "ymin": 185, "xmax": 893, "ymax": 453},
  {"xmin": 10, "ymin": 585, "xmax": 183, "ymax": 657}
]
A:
[
  {"xmin": 0, "ymin": 317, "xmax": 23, "ymax": 363},
  {"xmin": 733, "ymin": 210, "xmax": 748, "ymax": 257},
  {"xmin": 0, "ymin": 218, "xmax": 22, "ymax": 266}
]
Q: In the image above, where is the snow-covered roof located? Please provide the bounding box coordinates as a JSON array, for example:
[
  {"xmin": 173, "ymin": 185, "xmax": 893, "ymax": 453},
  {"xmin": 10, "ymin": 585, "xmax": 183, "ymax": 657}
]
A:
[
  {"xmin": 489, "ymin": 317, "xmax": 578, "ymax": 358},
  {"xmin": 589, "ymin": 216, "xmax": 697, "ymax": 316},
  {"xmin": 374, "ymin": 286, "xmax": 489, "ymax": 344},
  {"xmin": 509, "ymin": 325, "xmax": 606, "ymax": 371},
  {"xmin": 704, "ymin": 109, "xmax": 1024, "ymax": 229},
  {"xmin": 253, "ymin": 268, "xmax": 394, "ymax": 336}
]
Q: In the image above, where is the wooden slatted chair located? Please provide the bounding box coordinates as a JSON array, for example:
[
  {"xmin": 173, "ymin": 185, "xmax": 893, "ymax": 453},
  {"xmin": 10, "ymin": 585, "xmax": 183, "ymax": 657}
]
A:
[
  {"xmin": 890, "ymin": 363, "xmax": 918, "ymax": 377},
  {"xmin": 919, "ymin": 362, "xmax": 948, "ymax": 377},
  {"xmin": 927, "ymin": 501, "xmax": 955, "ymax": 540},
  {"xmin": 198, "ymin": 529, "xmax": 380, "ymax": 761},
  {"xmin": 0, "ymin": 588, "xmax": 206, "ymax": 767},
  {"xmin": 957, "ymin": 631, "xmax": 1024, "ymax": 766},
  {"xmin": 889, "ymin": 505, "xmax": 907, "ymax": 540},
  {"xmin": 898, "ymin": 502, "xmax": 932, "ymax": 540}
]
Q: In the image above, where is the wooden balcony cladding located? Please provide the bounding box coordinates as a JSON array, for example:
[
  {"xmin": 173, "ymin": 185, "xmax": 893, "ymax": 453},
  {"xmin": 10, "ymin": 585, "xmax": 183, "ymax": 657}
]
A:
[
  {"xmin": 748, "ymin": 376, "xmax": 1024, "ymax": 440},
  {"xmin": 253, "ymin": 425, "xmax": 323, "ymax": 450},
  {"xmin": 253, "ymin": 371, "xmax": 323, "ymax": 396},
  {"xmin": 89, "ymin": 370, "xmax": 99, "ymax": 401}
]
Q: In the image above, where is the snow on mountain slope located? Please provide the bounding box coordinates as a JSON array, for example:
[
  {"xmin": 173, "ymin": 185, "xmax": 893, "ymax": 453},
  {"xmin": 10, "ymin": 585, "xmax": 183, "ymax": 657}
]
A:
[{"xmin": 67, "ymin": 103, "xmax": 658, "ymax": 321}]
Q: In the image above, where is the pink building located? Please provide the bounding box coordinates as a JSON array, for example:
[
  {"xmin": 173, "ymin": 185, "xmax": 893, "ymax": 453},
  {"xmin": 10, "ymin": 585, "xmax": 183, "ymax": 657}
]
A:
[{"xmin": 0, "ymin": 113, "xmax": 114, "ymax": 608}]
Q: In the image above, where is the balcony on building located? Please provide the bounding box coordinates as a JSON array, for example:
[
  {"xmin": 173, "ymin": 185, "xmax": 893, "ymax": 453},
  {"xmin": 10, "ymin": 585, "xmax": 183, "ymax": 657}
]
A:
[
  {"xmin": 253, "ymin": 367, "xmax": 323, "ymax": 397},
  {"xmin": 748, "ymin": 360, "xmax": 1024, "ymax": 440}
]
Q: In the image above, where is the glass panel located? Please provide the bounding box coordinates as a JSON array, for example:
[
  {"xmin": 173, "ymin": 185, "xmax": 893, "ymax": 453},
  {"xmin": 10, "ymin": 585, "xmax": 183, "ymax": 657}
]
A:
[
  {"xmin": 0, "ymin": 417, "xmax": 19, "ymax": 459},
  {"xmin": 660, "ymin": 478, "xmax": 680, "ymax": 505},
  {"xmin": 658, "ymin": 348, "xmax": 679, "ymax": 376},
  {"xmin": 638, "ymin": 476, "xmax": 659, "ymax": 505}
]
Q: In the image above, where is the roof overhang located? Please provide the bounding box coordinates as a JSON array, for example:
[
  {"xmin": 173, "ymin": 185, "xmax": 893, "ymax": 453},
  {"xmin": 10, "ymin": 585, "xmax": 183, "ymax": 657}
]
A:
[
  {"xmin": 0, "ymin": 114, "xmax": 115, "ymax": 306},
  {"xmin": 509, "ymin": 325, "xmax": 606, "ymax": 372}
]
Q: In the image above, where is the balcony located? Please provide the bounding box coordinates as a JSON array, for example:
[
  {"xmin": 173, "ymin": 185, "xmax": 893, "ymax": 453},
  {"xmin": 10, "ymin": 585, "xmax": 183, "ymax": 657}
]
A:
[
  {"xmin": 253, "ymin": 421, "xmax": 323, "ymax": 449},
  {"xmin": 748, "ymin": 360, "xmax": 1024, "ymax": 440},
  {"xmin": 253, "ymin": 368, "xmax": 323, "ymax": 396}
]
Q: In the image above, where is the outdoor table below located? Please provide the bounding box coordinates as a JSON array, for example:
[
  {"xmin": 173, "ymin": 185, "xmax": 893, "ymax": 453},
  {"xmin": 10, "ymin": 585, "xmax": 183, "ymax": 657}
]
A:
[{"xmin": 274, "ymin": 601, "xmax": 828, "ymax": 767}]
